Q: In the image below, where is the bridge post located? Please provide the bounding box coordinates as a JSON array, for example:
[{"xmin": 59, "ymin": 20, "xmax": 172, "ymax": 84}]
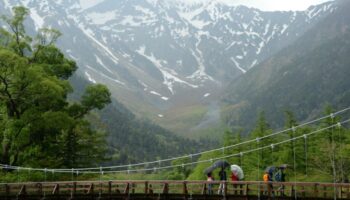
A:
[
  {"xmin": 183, "ymin": 181, "xmax": 188, "ymax": 195},
  {"xmin": 301, "ymin": 186, "xmax": 306, "ymax": 198},
  {"xmin": 36, "ymin": 183, "xmax": 43, "ymax": 198},
  {"xmin": 70, "ymin": 181, "xmax": 77, "ymax": 199},
  {"xmin": 131, "ymin": 182, "xmax": 135, "ymax": 194},
  {"xmin": 224, "ymin": 181, "xmax": 227, "ymax": 197},
  {"xmin": 108, "ymin": 181, "xmax": 112, "ymax": 197},
  {"xmin": 5, "ymin": 184, "xmax": 10, "ymax": 197},
  {"xmin": 267, "ymin": 182, "xmax": 272, "ymax": 200},
  {"xmin": 244, "ymin": 183, "xmax": 249, "ymax": 196},
  {"xmin": 144, "ymin": 181, "xmax": 148, "ymax": 195},
  {"xmin": 313, "ymin": 183, "xmax": 319, "ymax": 198},
  {"xmin": 182, "ymin": 181, "xmax": 188, "ymax": 200}
]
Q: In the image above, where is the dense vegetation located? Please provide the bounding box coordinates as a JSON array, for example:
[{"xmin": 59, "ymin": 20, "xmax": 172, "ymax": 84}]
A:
[
  {"xmin": 0, "ymin": 7, "xmax": 111, "ymax": 169},
  {"xmin": 185, "ymin": 108, "xmax": 350, "ymax": 183}
]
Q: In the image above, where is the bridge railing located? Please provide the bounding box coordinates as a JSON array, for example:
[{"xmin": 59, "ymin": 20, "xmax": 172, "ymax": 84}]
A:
[{"xmin": 1, "ymin": 180, "xmax": 350, "ymax": 199}]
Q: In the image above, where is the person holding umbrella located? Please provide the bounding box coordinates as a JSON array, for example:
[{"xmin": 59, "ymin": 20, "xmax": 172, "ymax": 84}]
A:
[
  {"xmin": 275, "ymin": 165, "xmax": 287, "ymax": 196},
  {"xmin": 203, "ymin": 160, "xmax": 230, "ymax": 195},
  {"xmin": 218, "ymin": 166, "xmax": 227, "ymax": 194},
  {"xmin": 230, "ymin": 165, "xmax": 244, "ymax": 181}
]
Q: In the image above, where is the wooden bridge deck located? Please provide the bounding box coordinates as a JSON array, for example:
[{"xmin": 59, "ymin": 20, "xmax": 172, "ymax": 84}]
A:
[{"xmin": 1, "ymin": 180, "xmax": 350, "ymax": 200}]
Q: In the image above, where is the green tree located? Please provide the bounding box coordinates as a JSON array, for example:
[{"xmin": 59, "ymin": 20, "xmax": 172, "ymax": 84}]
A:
[{"xmin": 0, "ymin": 6, "xmax": 111, "ymax": 168}]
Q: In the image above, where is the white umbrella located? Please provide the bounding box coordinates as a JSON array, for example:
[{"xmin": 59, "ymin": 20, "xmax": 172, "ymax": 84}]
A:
[{"xmin": 230, "ymin": 164, "xmax": 244, "ymax": 180}]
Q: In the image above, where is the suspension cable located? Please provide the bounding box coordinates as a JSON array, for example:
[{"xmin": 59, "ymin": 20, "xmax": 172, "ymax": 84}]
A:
[{"xmin": 1, "ymin": 118, "xmax": 350, "ymax": 175}]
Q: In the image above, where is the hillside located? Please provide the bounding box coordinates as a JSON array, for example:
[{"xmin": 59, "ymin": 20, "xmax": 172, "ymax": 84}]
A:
[
  {"xmin": 223, "ymin": 0, "xmax": 350, "ymax": 132},
  {"xmin": 69, "ymin": 75, "xmax": 214, "ymax": 164}
]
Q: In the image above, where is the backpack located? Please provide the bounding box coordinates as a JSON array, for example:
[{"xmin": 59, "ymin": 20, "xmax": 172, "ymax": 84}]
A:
[
  {"xmin": 274, "ymin": 171, "xmax": 282, "ymax": 182},
  {"xmin": 263, "ymin": 173, "xmax": 269, "ymax": 182}
]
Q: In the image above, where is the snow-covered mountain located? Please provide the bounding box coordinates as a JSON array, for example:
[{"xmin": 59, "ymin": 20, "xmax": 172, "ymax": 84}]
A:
[{"xmin": 0, "ymin": 0, "xmax": 337, "ymax": 133}]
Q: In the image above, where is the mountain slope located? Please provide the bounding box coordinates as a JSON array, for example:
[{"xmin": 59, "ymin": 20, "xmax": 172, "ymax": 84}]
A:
[
  {"xmin": 0, "ymin": 0, "xmax": 337, "ymax": 135},
  {"xmin": 69, "ymin": 75, "xmax": 211, "ymax": 164},
  {"xmin": 223, "ymin": 0, "xmax": 350, "ymax": 131}
]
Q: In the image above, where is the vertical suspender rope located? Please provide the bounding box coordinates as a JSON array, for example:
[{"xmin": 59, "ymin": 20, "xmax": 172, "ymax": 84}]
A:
[
  {"xmin": 71, "ymin": 168, "xmax": 74, "ymax": 182},
  {"xmin": 257, "ymin": 137, "xmax": 260, "ymax": 200},
  {"xmin": 303, "ymin": 135, "xmax": 308, "ymax": 176},
  {"xmin": 337, "ymin": 122, "xmax": 344, "ymax": 182},
  {"xmin": 28, "ymin": 168, "xmax": 31, "ymax": 182},
  {"xmin": 331, "ymin": 114, "xmax": 337, "ymax": 200},
  {"xmin": 240, "ymin": 152, "xmax": 243, "ymax": 172},
  {"xmin": 292, "ymin": 126, "xmax": 297, "ymax": 200},
  {"xmin": 100, "ymin": 166, "xmax": 103, "ymax": 198},
  {"xmin": 44, "ymin": 168, "xmax": 47, "ymax": 198},
  {"xmin": 271, "ymin": 144, "xmax": 274, "ymax": 165}
]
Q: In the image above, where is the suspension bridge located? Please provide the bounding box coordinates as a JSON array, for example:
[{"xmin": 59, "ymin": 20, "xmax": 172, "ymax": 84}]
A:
[
  {"xmin": 1, "ymin": 180, "xmax": 350, "ymax": 199},
  {"xmin": 1, "ymin": 107, "xmax": 350, "ymax": 199}
]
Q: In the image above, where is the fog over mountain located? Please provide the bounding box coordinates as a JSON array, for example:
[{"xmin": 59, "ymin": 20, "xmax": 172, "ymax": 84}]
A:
[{"xmin": 0, "ymin": 0, "xmax": 337, "ymax": 134}]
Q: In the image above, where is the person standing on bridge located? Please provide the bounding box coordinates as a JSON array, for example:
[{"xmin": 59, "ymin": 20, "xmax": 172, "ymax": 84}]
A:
[
  {"xmin": 218, "ymin": 167, "xmax": 227, "ymax": 194},
  {"xmin": 275, "ymin": 166, "xmax": 286, "ymax": 196},
  {"xmin": 207, "ymin": 172, "xmax": 214, "ymax": 195},
  {"xmin": 263, "ymin": 171, "xmax": 274, "ymax": 196}
]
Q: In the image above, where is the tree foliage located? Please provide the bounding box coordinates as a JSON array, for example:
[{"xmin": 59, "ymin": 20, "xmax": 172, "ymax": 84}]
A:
[
  {"xmin": 0, "ymin": 6, "xmax": 111, "ymax": 168},
  {"xmin": 187, "ymin": 107, "xmax": 350, "ymax": 183}
]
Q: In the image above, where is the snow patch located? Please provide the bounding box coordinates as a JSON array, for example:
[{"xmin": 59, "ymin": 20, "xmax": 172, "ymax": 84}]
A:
[
  {"xmin": 147, "ymin": 87, "xmax": 169, "ymax": 101},
  {"xmin": 137, "ymin": 46, "xmax": 198, "ymax": 94},
  {"xmin": 281, "ymin": 24, "xmax": 288, "ymax": 34},
  {"xmin": 79, "ymin": 0, "xmax": 104, "ymax": 10},
  {"xmin": 85, "ymin": 65, "xmax": 125, "ymax": 85},
  {"xmin": 95, "ymin": 55, "xmax": 113, "ymax": 74},
  {"xmin": 87, "ymin": 11, "xmax": 117, "ymax": 25},
  {"xmin": 30, "ymin": 9, "xmax": 44, "ymax": 30},
  {"xmin": 250, "ymin": 59, "xmax": 258, "ymax": 68},
  {"xmin": 78, "ymin": 25, "xmax": 119, "ymax": 65},
  {"xmin": 85, "ymin": 71, "xmax": 96, "ymax": 84},
  {"xmin": 161, "ymin": 96, "xmax": 169, "ymax": 101},
  {"xmin": 204, "ymin": 93, "xmax": 211, "ymax": 98},
  {"xmin": 230, "ymin": 57, "xmax": 246, "ymax": 74}
]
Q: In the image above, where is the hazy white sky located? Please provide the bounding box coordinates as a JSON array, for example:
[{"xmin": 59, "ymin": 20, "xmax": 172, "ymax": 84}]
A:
[
  {"xmin": 78, "ymin": 0, "xmax": 334, "ymax": 11},
  {"xmin": 231, "ymin": 0, "xmax": 332, "ymax": 11},
  {"xmin": 185, "ymin": 0, "xmax": 333, "ymax": 11}
]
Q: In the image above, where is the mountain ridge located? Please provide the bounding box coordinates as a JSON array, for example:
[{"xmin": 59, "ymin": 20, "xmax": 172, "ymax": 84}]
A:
[
  {"xmin": 0, "ymin": 0, "xmax": 337, "ymax": 135},
  {"xmin": 222, "ymin": 0, "xmax": 350, "ymax": 132}
]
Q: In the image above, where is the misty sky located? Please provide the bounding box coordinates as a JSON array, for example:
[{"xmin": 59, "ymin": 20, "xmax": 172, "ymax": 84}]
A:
[
  {"xmin": 79, "ymin": 0, "xmax": 334, "ymax": 11},
  {"xmin": 183, "ymin": 0, "xmax": 333, "ymax": 11}
]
